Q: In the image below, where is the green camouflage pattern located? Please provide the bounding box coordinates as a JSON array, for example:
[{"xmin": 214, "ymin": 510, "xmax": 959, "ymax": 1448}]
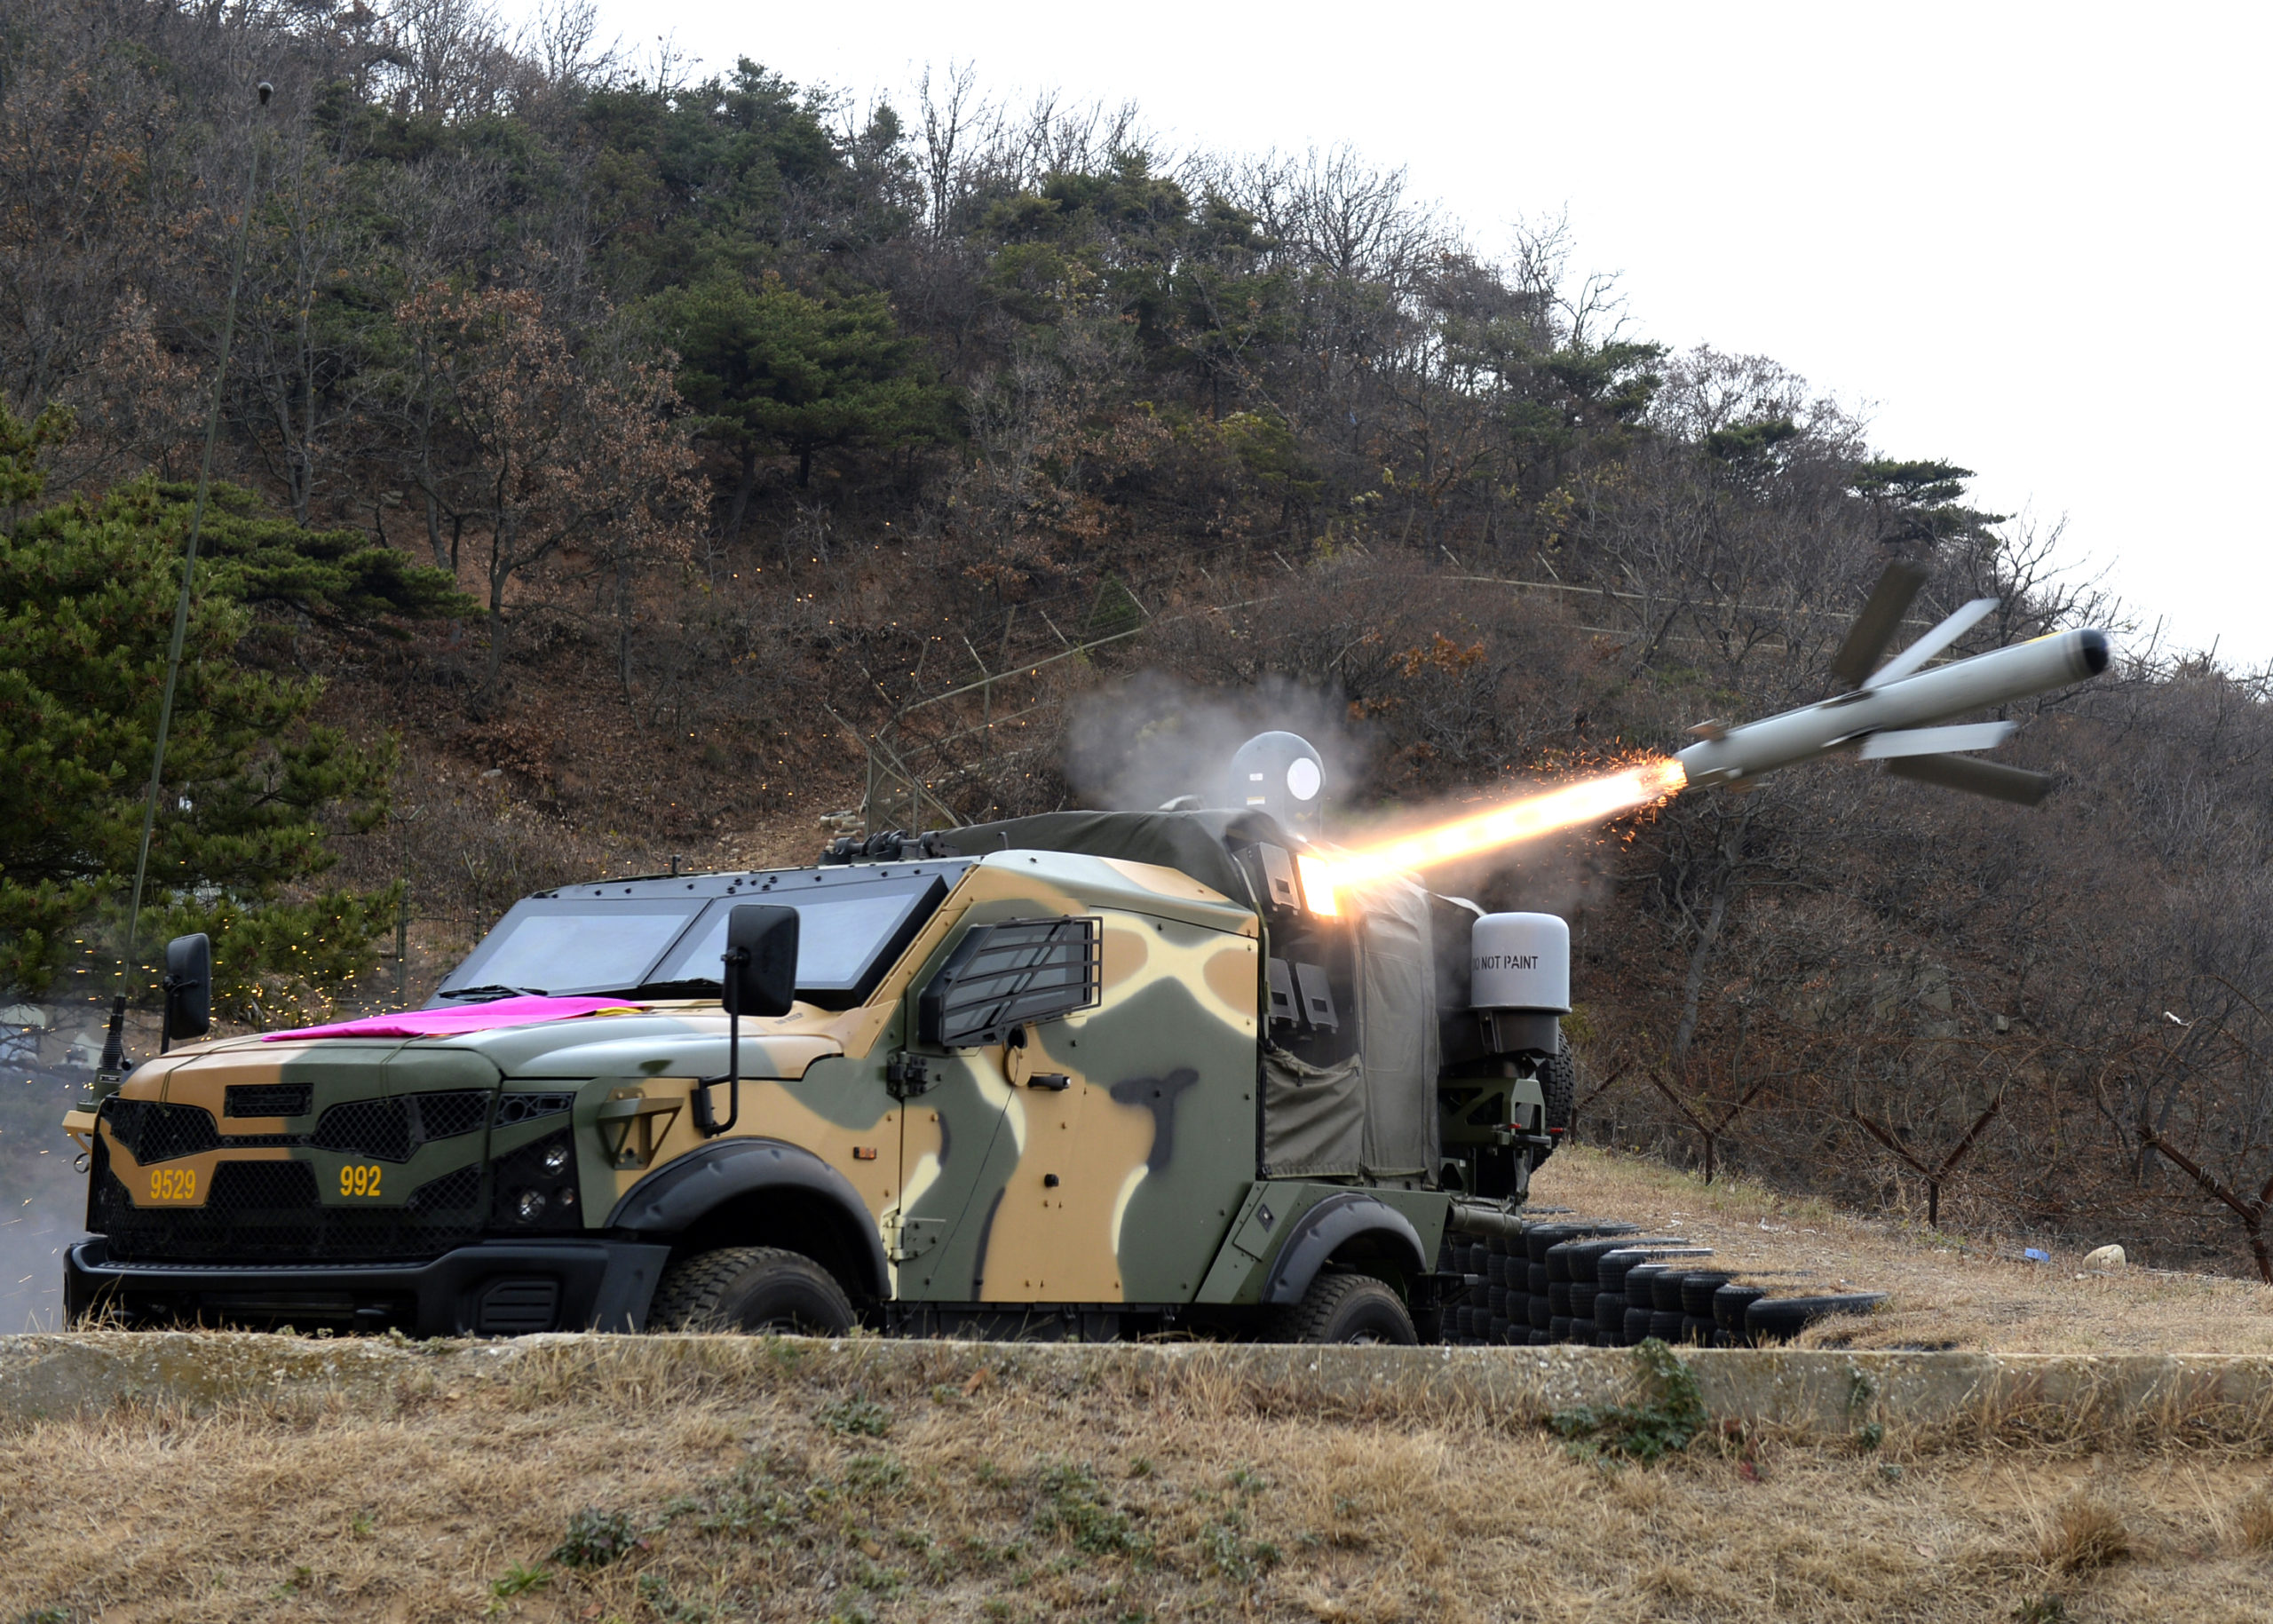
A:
[{"xmin": 83, "ymin": 849, "xmax": 1371, "ymax": 1308}]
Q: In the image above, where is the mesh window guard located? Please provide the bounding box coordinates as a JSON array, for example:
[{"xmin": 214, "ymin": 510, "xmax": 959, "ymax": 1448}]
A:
[{"xmin": 919, "ymin": 917, "xmax": 1103, "ymax": 1049}]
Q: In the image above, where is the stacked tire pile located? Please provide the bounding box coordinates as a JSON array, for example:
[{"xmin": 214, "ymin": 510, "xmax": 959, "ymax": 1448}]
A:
[{"xmin": 1438, "ymin": 1220, "xmax": 1884, "ymax": 1347}]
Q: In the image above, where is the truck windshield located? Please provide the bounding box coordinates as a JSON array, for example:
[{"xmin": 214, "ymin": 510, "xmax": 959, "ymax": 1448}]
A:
[
  {"xmin": 435, "ymin": 872, "xmax": 951, "ymax": 1009},
  {"xmin": 440, "ymin": 904, "xmax": 700, "ymax": 999},
  {"xmin": 650, "ymin": 878, "xmax": 945, "ymax": 998}
]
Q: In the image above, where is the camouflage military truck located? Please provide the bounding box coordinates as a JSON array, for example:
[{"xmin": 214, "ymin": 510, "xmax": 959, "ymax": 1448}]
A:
[{"xmin": 63, "ymin": 810, "xmax": 1574, "ymax": 1343}]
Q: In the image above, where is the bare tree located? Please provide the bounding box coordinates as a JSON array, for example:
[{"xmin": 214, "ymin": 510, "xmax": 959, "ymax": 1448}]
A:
[{"xmin": 393, "ymin": 282, "xmax": 697, "ymax": 701}]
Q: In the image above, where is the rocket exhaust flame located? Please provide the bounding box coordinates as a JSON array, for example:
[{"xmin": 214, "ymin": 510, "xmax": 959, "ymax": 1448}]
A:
[
  {"xmin": 1253, "ymin": 571, "xmax": 2111, "ymax": 907},
  {"xmin": 1315, "ymin": 757, "xmax": 1687, "ymax": 896}
]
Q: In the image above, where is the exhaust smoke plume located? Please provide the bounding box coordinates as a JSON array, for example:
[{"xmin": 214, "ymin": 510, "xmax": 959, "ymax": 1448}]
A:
[
  {"xmin": 1065, "ymin": 673, "xmax": 1366, "ymax": 816},
  {"xmin": 1065, "ymin": 673, "xmax": 1685, "ymax": 908}
]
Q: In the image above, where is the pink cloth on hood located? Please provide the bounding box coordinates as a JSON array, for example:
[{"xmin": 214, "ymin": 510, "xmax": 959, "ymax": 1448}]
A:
[{"xmin": 259, "ymin": 994, "xmax": 647, "ymax": 1042}]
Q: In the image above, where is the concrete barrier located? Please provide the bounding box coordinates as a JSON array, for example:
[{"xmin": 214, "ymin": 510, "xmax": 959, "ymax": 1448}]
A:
[{"xmin": 6, "ymin": 1333, "xmax": 2273, "ymax": 1447}]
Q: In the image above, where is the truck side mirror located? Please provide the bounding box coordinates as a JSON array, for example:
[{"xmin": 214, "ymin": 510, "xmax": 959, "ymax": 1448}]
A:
[
  {"xmin": 724, "ymin": 905, "xmax": 798, "ymax": 1019},
  {"xmin": 694, "ymin": 905, "xmax": 799, "ymax": 1138},
  {"xmin": 162, "ymin": 932, "xmax": 212, "ymax": 1052}
]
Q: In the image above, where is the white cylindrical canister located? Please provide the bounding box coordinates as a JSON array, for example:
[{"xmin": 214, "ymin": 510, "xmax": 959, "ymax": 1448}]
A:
[{"xmin": 1470, "ymin": 913, "xmax": 1571, "ymax": 1012}]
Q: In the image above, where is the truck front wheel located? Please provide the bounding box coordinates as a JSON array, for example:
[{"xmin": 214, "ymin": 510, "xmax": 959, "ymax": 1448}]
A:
[
  {"xmin": 1280, "ymin": 1271, "xmax": 1418, "ymax": 1344},
  {"xmin": 650, "ymin": 1246, "xmax": 856, "ymax": 1335}
]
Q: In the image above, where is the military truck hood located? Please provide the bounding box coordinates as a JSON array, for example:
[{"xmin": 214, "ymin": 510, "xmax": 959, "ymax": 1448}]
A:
[{"xmin": 131, "ymin": 1003, "xmax": 843, "ymax": 1088}]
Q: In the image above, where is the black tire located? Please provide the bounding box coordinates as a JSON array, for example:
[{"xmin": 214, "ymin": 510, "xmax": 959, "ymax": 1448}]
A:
[
  {"xmin": 1680, "ymin": 1272, "xmax": 1732, "ymax": 1317},
  {"xmin": 1713, "ymin": 1283, "xmax": 1766, "ymax": 1335},
  {"xmin": 1596, "ymin": 1250, "xmax": 1641, "ymax": 1292},
  {"xmin": 1595, "ymin": 1291, "xmax": 1627, "ymax": 1337},
  {"xmin": 1744, "ymin": 1293, "xmax": 1888, "ymax": 1344},
  {"xmin": 1539, "ymin": 1034, "xmax": 1575, "ymax": 1146},
  {"xmin": 649, "ymin": 1245, "xmax": 856, "ymax": 1335},
  {"xmin": 1283, "ymin": 1271, "xmax": 1418, "ymax": 1344}
]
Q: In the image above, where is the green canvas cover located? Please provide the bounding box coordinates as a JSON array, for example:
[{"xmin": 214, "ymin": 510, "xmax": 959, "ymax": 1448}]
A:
[
  {"xmin": 939, "ymin": 810, "xmax": 1283, "ymax": 907},
  {"xmin": 1261, "ymin": 1045, "xmax": 1366, "ymax": 1176},
  {"xmin": 1349, "ymin": 872, "xmax": 1440, "ymax": 1178}
]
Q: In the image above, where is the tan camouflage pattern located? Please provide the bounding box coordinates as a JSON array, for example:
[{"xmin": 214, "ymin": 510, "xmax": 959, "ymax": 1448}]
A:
[{"xmin": 80, "ymin": 849, "xmax": 1286, "ymax": 1310}]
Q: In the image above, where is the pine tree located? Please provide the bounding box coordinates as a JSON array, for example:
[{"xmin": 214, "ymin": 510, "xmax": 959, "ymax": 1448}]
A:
[
  {"xmin": 0, "ymin": 404, "xmax": 468, "ymax": 1014},
  {"xmin": 653, "ymin": 273, "xmax": 948, "ymax": 527}
]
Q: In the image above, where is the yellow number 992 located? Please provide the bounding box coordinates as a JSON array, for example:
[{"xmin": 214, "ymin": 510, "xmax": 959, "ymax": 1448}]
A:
[{"xmin": 340, "ymin": 1163, "xmax": 383, "ymax": 1198}]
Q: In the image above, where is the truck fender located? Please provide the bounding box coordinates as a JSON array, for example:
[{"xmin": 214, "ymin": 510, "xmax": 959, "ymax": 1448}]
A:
[
  {"xmin": 606, "ymin": 1137, "xmax": 890, "ymax": 1303},
  {"xmin": 1258, "ymin": 1192, "xmax": 1428, "ymax": 1307}
]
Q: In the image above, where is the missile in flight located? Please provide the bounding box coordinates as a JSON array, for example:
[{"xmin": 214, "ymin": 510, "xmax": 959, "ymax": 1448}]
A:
[{"xmin": 1674, "ymin": 561, "xmax": 2111, "ymax": 806}]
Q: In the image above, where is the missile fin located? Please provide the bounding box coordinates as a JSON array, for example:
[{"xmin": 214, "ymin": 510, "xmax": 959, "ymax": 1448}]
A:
[
  {"xmin": 1831, "ymin": 560, "xmax": 1930, "ymax": 688},
  {"xmin": 1883, "ymin": 752, "xmax": 2054, "ymax": 806},
  {"xmin": 1857, "ymin": 721, "xmax": 2017, "ymax": 760},
  {"xmin": 1867, "ymin": 597, "xmax": 1999, "ymax": 687}
]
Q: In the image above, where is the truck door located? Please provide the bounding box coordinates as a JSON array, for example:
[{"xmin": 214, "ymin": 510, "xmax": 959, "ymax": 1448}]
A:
[
  {"xmin": 893, "ymin": 907, "xmax": 1258, "ymax": 1307},
  {"xmin": 891, "ymin": 913, "xmax": 1101, "ymax": 1302}
]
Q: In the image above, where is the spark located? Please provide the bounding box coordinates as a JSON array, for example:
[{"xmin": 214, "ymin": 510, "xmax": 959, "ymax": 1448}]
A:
[{"xmin": 1315, "ymin": 757, "xmax": 1688, "ymax": 897}]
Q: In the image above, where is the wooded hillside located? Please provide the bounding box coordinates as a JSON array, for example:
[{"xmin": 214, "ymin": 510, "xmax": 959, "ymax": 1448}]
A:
[{"xmin": 7, "ymin": 0, "xmax": 2273, "ymax": 1280}]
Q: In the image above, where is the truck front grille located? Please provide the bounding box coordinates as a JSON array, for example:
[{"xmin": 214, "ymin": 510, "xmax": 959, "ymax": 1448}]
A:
[
  {"xmin": 102, "ymin": 1089, "xmax": 496, "ymax": 1164},
  {"xmin": 313, "ymin": 1090, "xmax": 494, "ymax": 1161},
  {"xmin": 92, "ymin": 1143, "xmax": 487, "ymax": 1263},
  {"xmin": 104, "ymin": 1099, "xmax": 223, "ymax": 1161},
  {"xmin": 225, "ymin": 1081, "xmax": 312, "ymax": 1116}
]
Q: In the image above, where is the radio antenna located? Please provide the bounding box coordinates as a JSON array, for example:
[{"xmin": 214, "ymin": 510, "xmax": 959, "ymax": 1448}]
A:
[{"xmin": 96, "ymin": 79, "xmax": 273, "ymax": 1084}]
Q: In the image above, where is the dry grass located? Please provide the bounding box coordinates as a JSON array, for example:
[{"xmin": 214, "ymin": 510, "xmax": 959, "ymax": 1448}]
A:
[
  {"xmin": 6, "ymin": 1343, "xmax": 2273, "ymax": 1624},
  {"xmin": 1532, "ymin": 1145, "xmax": 2273, "ymax": 1354},
  {"xmin": 2034, "ymin": 1494, "xmax": 2134, "ymax": 1573},
  {"xmin": 2237, "ymin": 1488, "xmax": 2273, "ymax": 1554}
]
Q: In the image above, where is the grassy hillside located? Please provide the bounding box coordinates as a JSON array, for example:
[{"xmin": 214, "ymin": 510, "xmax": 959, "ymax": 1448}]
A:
[{"xmin": 7, "ymin": 1331, "xmax": 2273, "ymax": 1623}]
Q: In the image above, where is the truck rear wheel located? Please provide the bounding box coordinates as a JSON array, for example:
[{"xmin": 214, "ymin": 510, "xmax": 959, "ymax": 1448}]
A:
[
  {"xmin": 650, "ymin": 1246, "xmax": 856, "ymax": 1335},
  {"xmin": 1281, "ymin": 1271, "xmax": 1418, "ymax": 1344}
]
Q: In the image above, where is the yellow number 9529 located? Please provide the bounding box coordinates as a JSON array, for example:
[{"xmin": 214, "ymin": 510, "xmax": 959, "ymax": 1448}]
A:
[
  {"xmin": 340, "ymin": 1163, "xmax": 384, "ymax": 1198},
  {"xmin": 147, "ymin": 1167, "xmax": 197, "ymax": 1201}
]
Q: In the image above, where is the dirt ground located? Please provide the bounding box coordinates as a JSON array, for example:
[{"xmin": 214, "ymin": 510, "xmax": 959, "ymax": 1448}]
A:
[
  {"xmin": 2, "ymin": 1337, "xmax": 2270, "ymax": 1624},
  {"xmin": 1532, "ymin": 1145, "xmax": 2273, "ymax": 1356}
]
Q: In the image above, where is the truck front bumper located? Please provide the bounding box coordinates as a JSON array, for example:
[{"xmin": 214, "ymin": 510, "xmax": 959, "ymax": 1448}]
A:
[{"xmin": 64, "ymin": 1237, "xmax": 672, "ymax": 1336}]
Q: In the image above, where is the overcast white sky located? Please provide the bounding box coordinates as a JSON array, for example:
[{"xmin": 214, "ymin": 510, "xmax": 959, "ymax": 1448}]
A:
[{"xmin": 541, "ymin": 1, "xmax": 2272, "ymax": 667}]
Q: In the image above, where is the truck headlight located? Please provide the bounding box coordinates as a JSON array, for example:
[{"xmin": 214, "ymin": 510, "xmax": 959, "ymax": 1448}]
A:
[{"xmin": 490, "ymin": 1127, "xmax": 582, "ymax": 1232}]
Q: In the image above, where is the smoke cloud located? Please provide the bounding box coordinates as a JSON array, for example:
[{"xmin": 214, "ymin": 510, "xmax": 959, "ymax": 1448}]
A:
[
  {"xmin": 1064, "ymin": 672, "xmax": 1369, "ymax": 820},
  {"xmin": 1062, "ymin": 669, "xmax": 1630, "ymax": 923},
  {"xmin": 0, "ymin": 1066, "xmax": 90, "ymax": 1332}
]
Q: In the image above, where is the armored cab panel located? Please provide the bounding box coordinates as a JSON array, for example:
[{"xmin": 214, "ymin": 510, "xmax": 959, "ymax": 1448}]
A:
[
  {"xmin": 943, "ymin": 810, "xmax": 1441, "ymax": 1192},
  {"xmin": 884, "ymin": 845, "xmax": 1260, "ymax": 1306}
]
